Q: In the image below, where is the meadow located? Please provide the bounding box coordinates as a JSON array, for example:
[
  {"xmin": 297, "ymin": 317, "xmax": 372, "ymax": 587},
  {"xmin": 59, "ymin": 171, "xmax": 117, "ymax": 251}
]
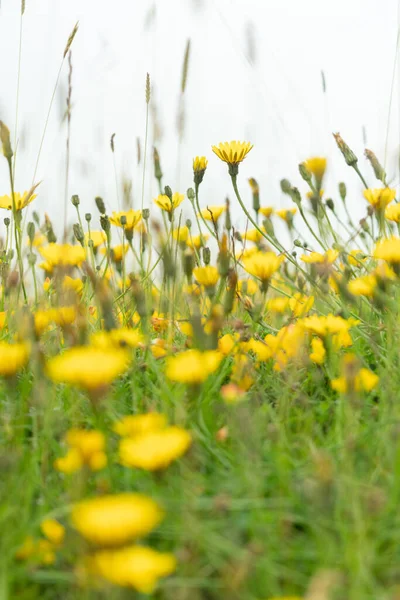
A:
[{"xmin": 2, "ymin": 10, "xmax": 400, "ymax": 600}]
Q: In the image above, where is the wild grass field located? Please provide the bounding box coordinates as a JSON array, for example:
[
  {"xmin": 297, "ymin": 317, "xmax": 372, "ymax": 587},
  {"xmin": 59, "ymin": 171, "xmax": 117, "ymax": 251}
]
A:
[{"xmin": 2, "ymin": 6, "xmax": 400, "ymax": 600}]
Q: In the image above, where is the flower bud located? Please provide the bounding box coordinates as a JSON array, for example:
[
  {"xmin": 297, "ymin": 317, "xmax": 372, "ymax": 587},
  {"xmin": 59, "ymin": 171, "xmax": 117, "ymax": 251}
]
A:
[
  {"xmin": 153, "ymin": 147, "xmax": 163, "ymax": 181},
  {"xmin": 202, "ymin": 246, "xmax": 211, "ymax": 266},
  {"xmin": 0, "ymin": 121, "xmax": 13, "ymax": 160},
  {"xmin": 339, "ymin": 182, "xmax": 347, "ymax": 202},
  {"xmin": 299, "ymin": 162, "xmax": 312, "ymax": 185},
  {"xmin": 365, "ymin": 149, "xmax": 386, "ymax": 183},
  {"xmin": 100, "ymin": 215, "xmax": 110, "ymax": 236},
  {"xmin": 333, "ymin": 132, "xmax": 358, "ymax": 167},
  {"xmin": 73, "ymin": 223, "xmax": 84, "ymax": 245},
  {"xmin": 71, "ymin": 194, "xmax": 80, "ymax": 207},
  {"xmin": 27, "ymin": 222, "xmax": 35, "ymax": 244},
  {"xmin": 85, "ymin": 213, "xmax": 92, "ymax": 223},
  {"xmin": 187, "ymin": 187, "xmax": 195, "ymax": 201},
  {"xmin": 280, "ymin": 179, "xmax": 292, "ymax": 194},
  {"xmin": 95, "ymin": 196, "xmax": 106, "ymax": 214},
  {"xmin": 164, "ymin": 186, "xmax": 172, "ymax": 200},
  {"xmin": 120, "ymin": 215, "xmax": 127, "ymax": 227},
  {"xmin": 4, "ymin": 218, "xmax": 10, "ymax": 228},
  {"xmin": 142, "ymin": 208, "xmax": 150, "ymax": 221},
  {"xmin": 326, "ymin": 198, "xmax": 334, "ymax": 211},
  {"xmin": 248, "ymin": 178, "xmax": 260, "ymax": 214},
  {"xmin": 183, "ymin": 248, "xmax": 194, "ymax": 280}
]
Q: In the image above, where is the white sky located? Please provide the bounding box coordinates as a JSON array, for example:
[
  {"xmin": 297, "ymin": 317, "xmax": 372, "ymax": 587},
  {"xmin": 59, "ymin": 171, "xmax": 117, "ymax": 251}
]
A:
[{"xmin": 0, "ymin": 0, "xmax": 399, "ymax": 238}]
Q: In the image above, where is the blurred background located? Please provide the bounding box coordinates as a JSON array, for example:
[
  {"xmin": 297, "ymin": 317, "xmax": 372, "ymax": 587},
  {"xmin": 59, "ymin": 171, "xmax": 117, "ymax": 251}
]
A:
[{"xmin": 0, "ymin": 0, "xmax": 399, "ymax": 236}]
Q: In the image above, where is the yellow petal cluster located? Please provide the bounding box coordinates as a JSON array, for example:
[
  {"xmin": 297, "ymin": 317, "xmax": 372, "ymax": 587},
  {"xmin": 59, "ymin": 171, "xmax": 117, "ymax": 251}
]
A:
[{"xmin": 212, "ymin": 140, "xmax": 253, "ymax": 165}]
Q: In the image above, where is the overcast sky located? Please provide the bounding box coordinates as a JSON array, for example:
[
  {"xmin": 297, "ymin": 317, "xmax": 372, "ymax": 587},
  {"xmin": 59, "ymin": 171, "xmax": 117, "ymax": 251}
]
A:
[{"xmin": 0, "ymin": 0, "xmax": 399, "ymax": 237}]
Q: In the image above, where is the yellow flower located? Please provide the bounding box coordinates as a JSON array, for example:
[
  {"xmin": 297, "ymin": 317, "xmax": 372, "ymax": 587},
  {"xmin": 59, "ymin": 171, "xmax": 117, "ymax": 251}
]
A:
[
  {"xmin": 289, "ymin": 293, "xmax": 314, "ymax": 317},
  {"xmin": 71, "ymin": 494, "xmax": 163, "ymax": 546},
  {"xmin": 211, "ymin": 140, "xmax": 253, "ymax": 165},
  {"xmin": 266, "ymin": 297, "xmax": 290, "ymax": 313},
  {"xmin": 119, "ymin": 426, "xmax": 192, "ymax": 470},
  {"xmin": 84, "ymin": 231, "xmax": 107, "ymax": 248},
  {"xmin": 114, "ymin": 413, "xmax": 168, "ymax": 437},
  {"xmin": 259, "ymin": 206, "xmax": 274, "ymax": 218},
  {"xmin": 193, "ymin": 156, "xmax": 208, "ymax": 172},
  {"xmin": 0, "ymin": 342, "xmax": 30, "ymax": 376},
  {"xmin": 91, "ymin": 328, "xmax": 143, "ymax": 350},
  {"xmin": 83, "ymin": 545, "xmax": 176, "ymax": 592},
  {"xmin": 348, "ymin": 274, "xmax": 377, "ymax": 297},
  {"xmin": 63, "ymin": 275, "xmax": 84, "ymax": 295},
  {"xmin": 46, "ymin": 346, "xmax": 129, "ymax": 391},
  {"xmin": 39, "ymin": 243, "xmax": 86, "ymax": 268},
  {"xmin": 241, "ymin": 228, "xmax": 265, "ymax": 243},
  {"xmin": 363, "ymin": 187, "xmax": 396, "ymax": 209},
  {"xmin": 172, "ymin": 226, "xmax": 190, "ymax": 243},
  {"xmin": 331, "ymin": 355, "xmax": 379, "ymax": 393},
  {"xmin": 34, "ymin": 306, "xmax": 77, "ymax": 335},
  {"xmin": 385, "ymin": 203, "xmax": 400, "ymax": 222},
  {"xmin": 186, "ymin": 233, "xmax": 209, "ymax": 249},
  {"xmin": 218, "ymin": 333, "xmax": 239, "ymax": 355},
  {"xmin": 374, "ymin": 237, "xmax": 400, "ymax": 263},
  {"xmin": 347, "ymin": 249, "xmax": 367, "ymax": 267},
  {"xmin": 193, "ymin": 266, "xmax": 219, "ymax": 287},
  {"xmin": 275, "ymin": 207, "xmax": 297, "ymax": 222},
  {"xmin": 0, "ymin": 190, "xmax": 37, "ymax": 211},
  {"xmin": 109, "ymin": 210, "xmax": 142, "ymax": 230},
  {"xmin": 165, "ymin": 349, "xmax": 222, "ymax": 384},
  {"xmin": 304, "ymin": 157, "xmax": 327, "ymax": 182},
  {"xmin": 154, "ymin": 193, "xmax": 184, "ymax": 213},
  {"xmin": 55, "ymin": 428, "xmax": 107, "ymax": 473},
  {"xmin": 40, "ymin": 519, "xmax": 65, "ymax": 546},
  {"xmin": 309, "ymin": 337, "xmax": 326, "ymax": 365},
  {"xmin": 15, "ymin": 536, "xmax": 36, "ymax": 560},
  {"xmin": 237, "ymin": 279, "xmax": 259, "ymax": 295},
  {"xmin": 199, "ymin": 205, "xmax": 225, "ymax": 222},
  {"xmin": 243, "ymin": 251, "xmax": 284, "ymax": 284},
  {"xmin": 301, "ymin": 249, "xmax": 338, "ymax": 264}
]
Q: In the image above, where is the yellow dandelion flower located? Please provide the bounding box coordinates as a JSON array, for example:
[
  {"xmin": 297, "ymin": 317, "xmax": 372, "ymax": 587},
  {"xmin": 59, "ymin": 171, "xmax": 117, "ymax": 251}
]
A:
[
  {"xmin": 55, "ymin": 429, "xmax": 107, "ymax": 473},
  {"xmin": 39, "ymin": 243, "xmax": 86, "ymax": 268},
  {"xmin": 113, "ymin": 413, "xmax": 168, "ymax": 437},
  {"xmin": 0, "ymin": 342, "xmax": 30, "ymax": 376},
  {"xmin": 374, "ymin": 237, "xmax": 400, "ymax": 263},
  {"xmin": 348, "ymin": 274, "xmax": 377, "ymax": 297},
  {"xmin": 309, "ymin": 337, "xmax": 326, "ymax": 365},
  {"xmin": 172, "ymin": 226, "xmax": 190, "ymax": 243},
  {"xmin": 40, "ymin": 519, "xmax": 65, "ymax": 546},
  {"xmin": 0, "ymin": 190, "xmax": 37, "ymax": 211},
  {"xmin": 211, "ymin": 140, "xmax": 253, "ymax": 166},
  {"xmin": 237, "ymin": 279, "xmax": 259, "ymax": 295},
  {"xmin": 331, "ymin": 356, "xmax": 379, "ymax": 393},
  {"xmin": 109, "ymin": 210, "xmax": 142, "ymax": 230},
  {"xmin": 289, "ymin": 293, "xmax": 314, "ymax": 317},
  {"xmin": 119, "ymin": 426, "xmax": 192, "ymax": 471},
  {"xmin": 165, "ymin": 349, "xmax": 222, "ymax": 384},
  {"xmin": 385, "ymin": 203, "xmax": 400, "ymax": 222},
  {"xmin": 186, "ymin": 233, "xmax": 209, "ymax": 249},
  {"xmin": 304, "ymin": 156, "xmax": 327, "ymax": 182},
  {"xmin": 199, "ymin": 205, "xmax": 225, "ymax": 222},
  {"xmin": 46, "ymin": 346, "xmax": 129, "ymax": 391},
  {"xmin": 259, "ymin": 206, "xmax": 274, "ymax": 218},
  {"xmin": 154, "ymin": 192, "xmax": 184, "ymax": 213},
  {"xmin": 301, "ymin": 249, "xmax": 338, "ymax": 264},
  {"xmin": 71, "ymin": 493, "xmax": 163, "ymax": 546},
  {"xmin": 275, "ymin": 207, "xmax": 297, "ymax": 222},
  {"xmin": 62, "ymin": 275, "xmax": 84, "ymax": 295},
  {"xmin": 193, "ymin": 265, "xmax": 219, "ymax": 287},
  {"xmin": 241, "ymin": 228, "xmax": 265, "ymax": 243},
  {"xmin": 84, "ymin": 231, "xmax": 107, "ymax": 248},
  {"xmin": 266, "ymin": 297, "xmax": 290, "ymax": 313},
  {"xmin": 243, "ymin": 251, "xmax": 284, "ymax": 284},
  {"xmin": 83, "ymin": 545, "xmax": 176, "ymax": 593},
  {"xmin": 54, "ymin": 448, "xmax": 83, "ymax": 474},
  {"xmin": 363, "ymin": 187, "xmax": 396, "ymax": 210},
  {"xmin": 193, "ymin": 156, "xmax": 208, "ymax": 172}
]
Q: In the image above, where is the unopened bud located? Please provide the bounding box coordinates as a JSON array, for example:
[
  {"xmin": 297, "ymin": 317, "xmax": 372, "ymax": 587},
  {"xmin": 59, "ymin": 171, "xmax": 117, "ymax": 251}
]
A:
[
  {"xmin": 333, "ymin": 132, "xmax": 358, "ymax": 167},
  {"xmin": 27, "ymin": 222, "xmax": 35, "ymax": 244},
  {"xmin": 32, "ymin": 211, "xmax": 40, "ymax": 225},
  {"xmin": 365, "ymin": 149, "xmax": 386, "ymax": 183},
  {"xmin": 248, "ymin": 177, "xmax": 260, "ymax": 213},
  {"xmin": 164, "ymin": 186, "xmax": 172, "ymax": 200},
  {"xmin": 4, "ymin": 218, "xmax": 10, "ymax": 227},
  {"xmin": 280, "ymin": 179, "xmax": 292, "ymax": 195},
  {"xmin": 73, "ymin": 223, "xmax": 84, "ymax": 245},
  {"xmin": 71, "ymin": 194, "xmax": 80, "ymax": 207},
  {"xmin": 120, "ymin": 215, "xmax": 127, "ymax": 227},
  {"xmin": 291, "ymin": 187, "xmax": 302, "ymax": 206},
  {"xmin": 85, "ymin": 213, "xmax": 92, "ymax": 223},
  {"xmin": 299, "ymin": 162, "xmax": 312, "ymax": 185},
  {"xmin": 95, "ymin": 196, "xmax": 106, "ymax": 214},
  {"xmin": 153, "ymin": 147, "xmax": 163, "ymax": 181},
  {"xmin": 225, "ymin": 198, "xmax": 232, "ymax": 231},
  {"xmin": 187, "ymin": 187, "xmax": 195, "ymax": 201},
  {"xmin": 183, "ymin": 248, "xmax": 194, "ymax": 280},
  {"xmin": 326, "ymin": 198, "xmax": 334, "ymax": 211},
  {"xmin": 293, "ymin": 239, "xmax": 303, "ymax": 247},
  {"xmin": 100, "ymin": 215, "xmax": 110, "ymax": 235},
  {"xmin": 186, "ymin": 219, "xmax": 192, "ymax": 229},
  {"xmin": 142, "ymin": 208, "xmax": 150, "ymax": 221},
  {"xmin": 0, "ymin": 121, "xmax": 13, "ymax": 160},
  {"xmin": 203, "ymin": 246, "xmax": 211, "ymax": 265},
  {"xmin": 339, "ymin": 182, "xmax": 347, "ymax": 202}
]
